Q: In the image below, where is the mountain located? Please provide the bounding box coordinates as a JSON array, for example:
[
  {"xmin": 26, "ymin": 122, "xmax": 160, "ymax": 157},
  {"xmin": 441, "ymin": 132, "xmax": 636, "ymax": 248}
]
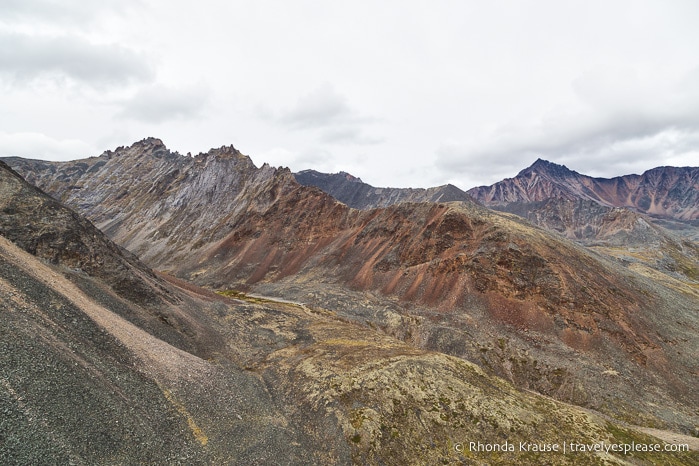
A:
[
  {"xmin": 294, "ymin": 169, "xmax": 476, "ymax": 209},
  {"xmin": 6, "ymin": 140, "xmax": 699, "ymax": 441},
  {"xmin": 467, "ymin": 159, "xmax": 699, "ymax": 282},
  {"xmin": 5, "ymin": 154, "xmax": 694, "ymax": 463},
  {"xmin": 468, "ymin": 159, "xmax": 699, "ymax": 245},
  {"xmin": 4, "ymin": 138, "xmax": 295, "ymax": 270},
  {"xmin": 0, "ymin": 159, "xmax": 323, "ymax": 463},
  {"xmin": 469, "ymin": 158, "xmax": 699, "ymax": 222}
]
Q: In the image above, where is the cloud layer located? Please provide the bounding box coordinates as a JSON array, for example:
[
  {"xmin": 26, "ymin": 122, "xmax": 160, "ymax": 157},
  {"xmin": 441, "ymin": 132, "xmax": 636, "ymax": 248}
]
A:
[
  {"xmin": 0, "ymin": 32, "xmax": 152, "ymax": 88},
  {"xmin": 0, "ymin": 1, "xmax": 697, "ymax": 188},
  {"xmin": 117, "ymin": 84, "xmax": 210, "ymax": 123},
  {"xmin": 0, "ymin": 132, "xmax": 96, "ymax": 159},
  {"xmin": 278, "ymin": 84, "xmax": 381, "ymax": 146},
  {"xmin": 435, "ymin": 65, "xmax": 699, "ymax": 185}
]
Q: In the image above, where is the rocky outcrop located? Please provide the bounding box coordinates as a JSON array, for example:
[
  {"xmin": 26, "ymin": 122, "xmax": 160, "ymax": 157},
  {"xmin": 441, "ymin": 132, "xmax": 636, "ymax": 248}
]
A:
[{"xmin": 295, "ymin": 169, "xmax": 476, "ymax": 209}]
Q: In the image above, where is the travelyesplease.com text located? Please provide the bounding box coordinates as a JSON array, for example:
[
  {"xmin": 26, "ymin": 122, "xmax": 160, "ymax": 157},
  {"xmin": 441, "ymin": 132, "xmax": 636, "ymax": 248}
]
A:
[{"xmin": 454, "ymin": 440, "xmax": 689, "ymax": 455}]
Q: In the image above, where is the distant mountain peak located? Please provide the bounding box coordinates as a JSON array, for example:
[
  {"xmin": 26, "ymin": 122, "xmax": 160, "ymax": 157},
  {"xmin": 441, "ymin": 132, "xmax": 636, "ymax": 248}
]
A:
[
  {"xmin": 337, "ymin": 171, "xmax": 363, "ymax": 183},
  {"xmin": 469, "ymin": 159, "xmax": 699, "ymax": 222},
  {"xmin": 531, "ymin": 158, "xmax": 557, "ymax": 169},
  {"xmin": 194, "ymin": 144, "xmax": 248, "ymax": 163},
  {"xmin": 297, "ymin": 169, "xmax": 365, "ymax": 184},
  {"xmin": 293, "ymin": 169, "xmax": 476, "ymax": 209},
  {"xmin": 519, "ymin": 158, "xmax": 576, "ymax": 178}
]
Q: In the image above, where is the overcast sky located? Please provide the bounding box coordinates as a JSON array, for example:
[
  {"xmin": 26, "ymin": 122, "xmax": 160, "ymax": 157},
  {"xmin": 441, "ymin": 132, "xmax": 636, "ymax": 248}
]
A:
[{"xmin": 1, "ymin": 1, "xmax": 698, "ymax": 189}]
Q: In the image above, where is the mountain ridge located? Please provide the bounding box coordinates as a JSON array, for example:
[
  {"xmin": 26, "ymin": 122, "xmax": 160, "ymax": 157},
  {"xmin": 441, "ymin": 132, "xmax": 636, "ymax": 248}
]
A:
[
  {"xmin": 469, "ymin": 158, "xmax": 699, "ymax": 221},
  {"xmin": 294, "ymin": 168, "xmax": 477, "ymax": 210},
  {"xmin": 466, "ymin": 158, "xmax": 699, "ymax": 277},
  {"xmin": 5, "ymin": 140, "xmax": 699, "ymax": 435},
  {"xmin": 5, "ymin": 160, "xmax": 692, "ymax": 463}
]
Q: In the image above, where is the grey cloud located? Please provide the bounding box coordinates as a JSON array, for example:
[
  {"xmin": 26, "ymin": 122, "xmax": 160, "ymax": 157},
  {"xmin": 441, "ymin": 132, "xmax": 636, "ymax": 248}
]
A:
[
  {"xmin": 292, "ymin": 147, "xmax": 335, "ymax": 169},
  {"xmin": 278, "ymin": 83, "xmax": 382, "ymax": 147},
  {"xmin": 280, "ymin": 84, "xmax": 353, "ymax": 129},
  {"xmin": 0, "ymin": 131, "xmax": 94, "ymax": 160},
  {"xmin": 0, "ymin": 32, "xmax": 153, "ymax": 87},
  {"xmin": 435, "ymin": 142, "xmax": 525, "ymax": 188},
  {"xmin": 0, "ymin": 0, "xmax": 138, "ymax": 25},
  {"xmin": 436, "ymin": 67, "xmax": 699, "ymax": 185},
  {"xmin": 319, "ymin": 127, "xmax": 383, "ymax": 145},
  {"xmin": 116, "ymin": 84, "xmax": 210, "ymax": 123}
]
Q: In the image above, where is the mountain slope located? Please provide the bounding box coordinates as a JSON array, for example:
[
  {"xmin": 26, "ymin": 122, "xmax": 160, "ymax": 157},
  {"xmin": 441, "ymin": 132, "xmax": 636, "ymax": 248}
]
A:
[
  {"xmin": 0, "ymin": 161, "xmax": 162, "ymax": 305},
  {"xmin": 6, "ymin": 141, "xmax": 699, "ymax": 436},
  {"xmin": 294, "ymin": 169, "xmax": 476, "ymax": 209},
  {"xmin": 0, "ymin": 160, "xmax": 324, "ymax": 463},
  {"xmin": 5, "ymin": 138, "xmax": 297, "ymax": 269},
  {"xmin": 5, "ymin": 161, "xmax": 691, "ymax": 464},
  {"xmin": 469, "ymin": 159, "xmax": 699, "ymax": 222},
  {"xmin": 467, "ymin": 159, "xmax": 699, "ymax": 284}
]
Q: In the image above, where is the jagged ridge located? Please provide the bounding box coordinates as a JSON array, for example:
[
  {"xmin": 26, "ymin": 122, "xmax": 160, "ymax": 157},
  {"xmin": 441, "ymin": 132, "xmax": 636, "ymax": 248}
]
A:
[
  {"xmin": 469, "ymin": 158, "xmax": 699, "ymax": 221},
  {"xmin": 6, "ymin": 141, "xmax": 699, "ymax": 435},
  {"xmin": 294, "ymin": 169, "xmax": 476, "ymax": 209}
]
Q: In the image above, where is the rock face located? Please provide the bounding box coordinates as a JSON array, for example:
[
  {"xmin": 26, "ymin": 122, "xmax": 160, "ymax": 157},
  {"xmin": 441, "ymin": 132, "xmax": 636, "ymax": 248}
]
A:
[
  {"xmin": 5, "ymin": 138, "xmax": 298, "ymax": 269},
  {"xmin": 469, "ymin": 158, "xmax": 699, "ymax": 221},
  {"xmin": 5, "ymin": 140, "xmax": 699, "ymax": 439},
  {"xmin": 295, "ymin": 169, "xmax": 476, "ymax": 209},
  {"xmin": 468, "ymin": 159, "xmax": 699, "ymax": 242},
  {"xmin": 6, "ymin": 156, "xmax": 694, "ymax": 464},
  {"xmin": 467, "ymin": 159, "xmax": 699, "ymax": 283},
  {"xmin": 0, "ymin": 160, "xmax": 165, "ymax": 306}
]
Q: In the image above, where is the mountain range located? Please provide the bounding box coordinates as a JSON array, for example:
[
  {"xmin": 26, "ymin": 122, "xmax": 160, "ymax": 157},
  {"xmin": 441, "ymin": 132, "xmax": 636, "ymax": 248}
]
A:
[
  {"xmin": 469, "ymin": 159, "xmax": 699, "ymax": 240},
  {"xmin": 2, "ymin": 141, "xmax": 698, "ymax": 464},
  {"xmin": 469, "ymin": 158, "xmax": 699, "ymax": 220},
  {"xmin": 293, "ymin": 159, "xmax": 699, "ymax": 289},
  {"xmin": 294, "ymin": 169, "xmax": 475, "ymax": 209}
]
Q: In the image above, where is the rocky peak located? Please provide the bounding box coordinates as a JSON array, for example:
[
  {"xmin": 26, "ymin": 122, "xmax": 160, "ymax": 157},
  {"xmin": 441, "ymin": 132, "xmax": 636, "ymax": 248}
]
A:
[
  {"xmin": 471, "ymin": 160, "xmax": 699, "ymax": 222},
  {"xmin": 140, "ymin": 136, "xmax": 165, "ymax": 146},
  {"xmin": 99, "ymin": 137, "xmax": 176, "ymax": 162},
  {"xmin": 191, "ymin": 145, "xmax": 265, "ymax": 179},
  {"xmin": 518, "ymin": 158, "xmax": 577, "ymax": 179},
  {"xmin": 127, "ymin": 137, "xmax": 168, "ymax": 155},
  {"xmin": 196, "ymin": 144, "xmax": 240, "ymax": 159},
  {"xmin": 2, "ymin": 140, "xmax": 303, "ymax": 267},
  {"xmin": 338, "ymin": 171, "xmax": 363, "ymax": 183}
]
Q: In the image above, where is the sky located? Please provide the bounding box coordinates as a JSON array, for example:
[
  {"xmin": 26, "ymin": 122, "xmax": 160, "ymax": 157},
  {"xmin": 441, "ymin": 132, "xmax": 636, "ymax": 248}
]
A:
[{"xmin": 1, "ymin": 0, "xmax": 698, "ymax": 190}]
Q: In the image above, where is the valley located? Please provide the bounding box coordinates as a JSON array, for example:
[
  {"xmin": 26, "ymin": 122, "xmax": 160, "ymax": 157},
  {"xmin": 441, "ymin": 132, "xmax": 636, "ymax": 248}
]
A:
[{"xmin": 1, "ymin": 141, "xmax": 698, "ymax": 465}]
